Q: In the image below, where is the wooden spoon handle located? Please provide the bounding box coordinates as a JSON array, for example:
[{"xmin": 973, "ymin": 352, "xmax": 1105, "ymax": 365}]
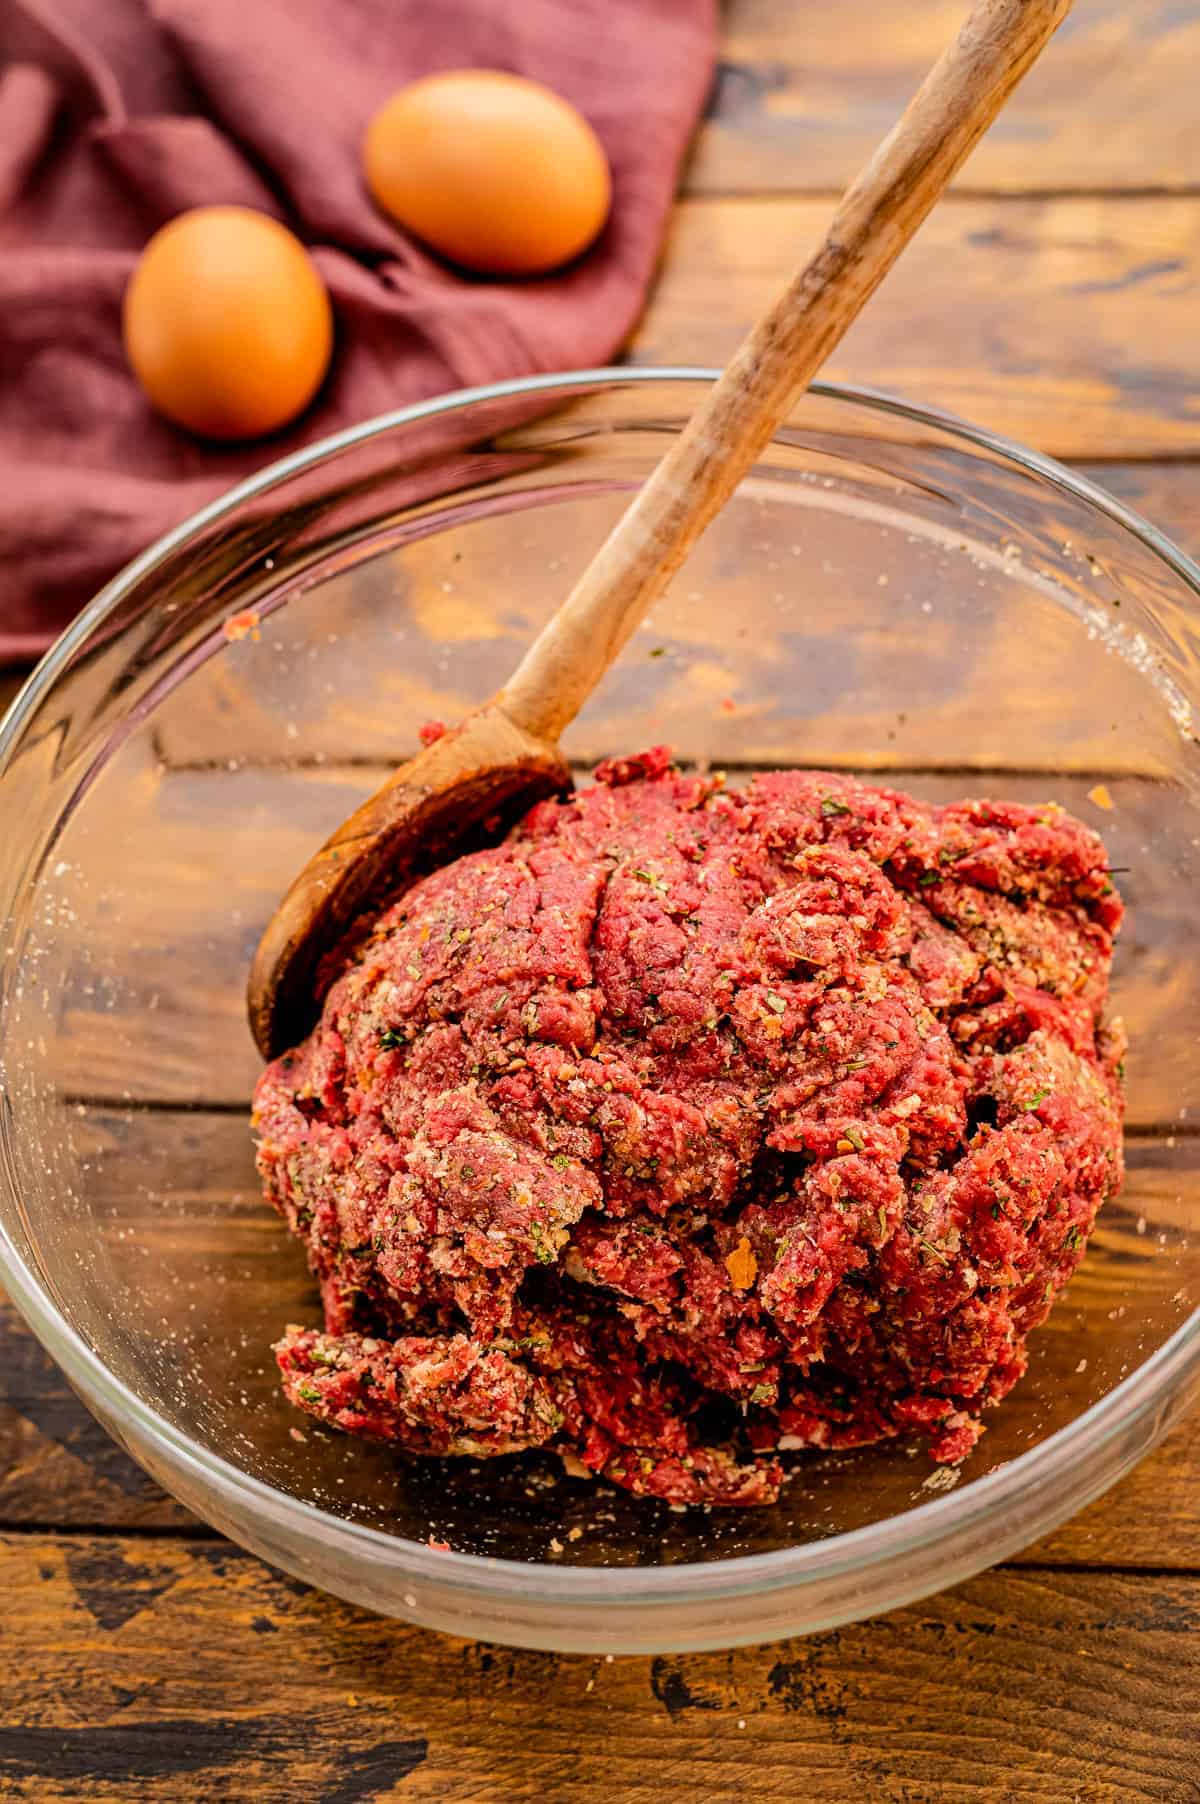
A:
[{"xmin": 499, "ymin": 0, "xmax": 1071, "ymax": 744}]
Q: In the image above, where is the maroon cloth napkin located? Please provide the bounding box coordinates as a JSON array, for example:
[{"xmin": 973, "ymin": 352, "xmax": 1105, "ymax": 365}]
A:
[{"xmin": 0, "ymin": 0, "xmax": 716, "ymax": 660}]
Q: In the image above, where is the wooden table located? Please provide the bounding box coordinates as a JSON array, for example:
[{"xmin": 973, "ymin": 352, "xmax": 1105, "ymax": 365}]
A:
[{"xmin": 4, "ymin": 3, "xmax": 1200, "ymax": 1796}]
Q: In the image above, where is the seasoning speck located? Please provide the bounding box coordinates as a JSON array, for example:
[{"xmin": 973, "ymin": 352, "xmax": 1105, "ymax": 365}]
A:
[
  {"xmin": 725, "ymin": 1237, "xmax": 758, "ymax": 1291},
  {"xmin": 223, "ymin": 609, "xmax": 261, "ymax": 643},
  {"xmin": 921, "ymin": 1467, "xmax": 960, "ymax": 1493}
]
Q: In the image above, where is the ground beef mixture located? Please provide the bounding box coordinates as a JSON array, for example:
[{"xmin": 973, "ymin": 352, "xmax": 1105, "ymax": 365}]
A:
[{"xmin": 254, "ymin": 749, "xmax": 1125, "ymax": 1508}]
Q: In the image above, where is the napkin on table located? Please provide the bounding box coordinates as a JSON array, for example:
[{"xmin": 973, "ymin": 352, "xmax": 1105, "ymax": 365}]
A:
[{"xmin": 0, "ymin": 0, "xmax": 717, "ymax": 659}]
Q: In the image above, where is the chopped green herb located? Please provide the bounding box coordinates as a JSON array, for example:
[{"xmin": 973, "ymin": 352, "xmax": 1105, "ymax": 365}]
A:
[
  {"xmin": 821, "ymin": 795, "xmax": 852, "ymax": 818},
  {"xmin": 530, "ymin": 1227, "xmax": 555, "ymax": 1266}
]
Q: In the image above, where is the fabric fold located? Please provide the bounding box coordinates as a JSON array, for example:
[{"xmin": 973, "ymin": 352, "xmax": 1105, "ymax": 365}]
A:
[{"xmin": 0, "ymin": 0, "xmax": 716, "ymax": 658}]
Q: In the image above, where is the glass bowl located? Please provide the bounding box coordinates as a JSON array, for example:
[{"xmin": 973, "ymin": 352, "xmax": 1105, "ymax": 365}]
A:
[{"xmin": 1, "ymin": 372, "xmax": 1198, "ymax": 1655}]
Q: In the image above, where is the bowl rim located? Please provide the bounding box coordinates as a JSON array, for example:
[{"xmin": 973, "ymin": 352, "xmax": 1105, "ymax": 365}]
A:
[{"xmin": 3, "ymin": 366, "xmax": 1198, "ymax": 1609}]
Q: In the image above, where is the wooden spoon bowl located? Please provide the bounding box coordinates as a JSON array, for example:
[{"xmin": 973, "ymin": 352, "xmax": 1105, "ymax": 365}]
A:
[{"xmin": 248, "ymin": 707, "xmax": 570, "ymax": 1058}]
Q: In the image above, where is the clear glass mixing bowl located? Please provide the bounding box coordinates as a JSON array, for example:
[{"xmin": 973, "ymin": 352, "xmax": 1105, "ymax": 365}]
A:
[{"xmin": 1, "ymin": 372, "xmax": 1198, "ymax": 1654}]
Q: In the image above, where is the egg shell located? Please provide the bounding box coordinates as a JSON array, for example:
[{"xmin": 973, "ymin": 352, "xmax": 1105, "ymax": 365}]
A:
[
  {"xmin": 123, "ymin": 206, "xmax": 334, "ymax": 440},
  {"xmin": 364, "ymin": 70, "xmax": 611, "ymax": 277}
]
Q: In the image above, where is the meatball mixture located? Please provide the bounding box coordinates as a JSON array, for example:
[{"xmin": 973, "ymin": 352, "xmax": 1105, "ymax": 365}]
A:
[{"xmin": 254, "ymin": 748, "xmax": 1124, "ymax": 1507}]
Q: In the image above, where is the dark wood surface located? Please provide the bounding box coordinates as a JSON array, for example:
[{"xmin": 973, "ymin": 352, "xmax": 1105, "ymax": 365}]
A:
[
  {"xmin": 5, "ymin": 3, "xmax": 1200, "ymax": 1797},
  {"xmin": 3, "ymin": 1539, "xmax": 1198, "ymax": 1802}
]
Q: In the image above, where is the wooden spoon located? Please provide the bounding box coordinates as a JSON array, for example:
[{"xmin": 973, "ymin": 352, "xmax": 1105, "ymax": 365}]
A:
[{"xmin": 249, "ymin": 0, "xmax": 1071, "ymax": 1059}]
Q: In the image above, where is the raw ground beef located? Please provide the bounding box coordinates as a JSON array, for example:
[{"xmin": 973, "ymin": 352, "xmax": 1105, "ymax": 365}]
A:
[{"xmin": 254, "ymin": 748, "xmax": 1125, "ymax": 1507}]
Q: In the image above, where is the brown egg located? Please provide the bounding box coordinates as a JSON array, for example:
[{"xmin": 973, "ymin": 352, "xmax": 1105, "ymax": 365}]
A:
[
  {"xmin": 364, "ymin": 70, "xmax": 611, "ymax": 276},
  {"xmin": 123, "ymin": 207, "xmax": 333, "ymax": 440}
]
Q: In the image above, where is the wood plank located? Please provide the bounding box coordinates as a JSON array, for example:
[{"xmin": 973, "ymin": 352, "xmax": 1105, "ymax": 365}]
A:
[
  {"xmin": 689, "ymin": 0, "xmax": 1200, "ymax": 197},
  {"xmin": 1028, "ymin": 1414, "xmax": 1200, "ymax": 1569},
  {"xmin": 634, "ymin": 195, "xmax": 1200, "ymax": 459},
  {"xmin": 1, "ymin": 1537, "xmax": 1197, "ymax": 1801},
  {"xmin": 147, "ymin": 505, "xmax": 1194, "ymax": 780},
  {"xmin": 1075, "ymin": 462, "xmax": 1200, "ymax": 553},
  {"xmin": 0, "ymin": 1298, "xmax": 200, "ymax": 1534},
  {"xmin": 135, "ymin": 411, "xmax": 1200, "ymax": 788},
  {"xmin": 6, "ymin": 6, "xmax": 1200, "ymax": 1776}
]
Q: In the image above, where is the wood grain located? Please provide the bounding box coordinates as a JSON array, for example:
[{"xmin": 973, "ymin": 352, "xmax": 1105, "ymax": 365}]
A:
[
  {"xmin": 5, "ymin": 5, "xmax": 1200, "ymax": 1774},
  {"xmin": 635, "ymin": 195, "xmax": 1200, "ymax": 458},
  {"xmin": 690, "ymin": 0, "xmax": 1200, "ymax": 196},
  {"xmin": 1076, "ymin": 463, "xmax": 1200, "ymax": 551},
  {"xmin": 503, "ymin": 0, "xmax": 1072, "ymax": 747},
  {"xmin": 144, "ymin": 491, "xmax": 1197, "ymax": 781},
  {"xmin": 0, "ymin": 1299, "xmax": 199, "ymax": 1534},
  {"xmin": 1, "ymin": 1535, "xmax": 1197, "ymax": 1801}
]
